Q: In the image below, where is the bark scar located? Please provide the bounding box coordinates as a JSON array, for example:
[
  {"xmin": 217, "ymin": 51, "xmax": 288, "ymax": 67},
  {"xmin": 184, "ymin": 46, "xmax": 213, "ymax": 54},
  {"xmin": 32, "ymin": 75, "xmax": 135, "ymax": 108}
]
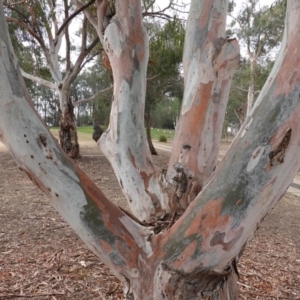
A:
[
  {"xmin": 269, "ymin": 128, "xmax": 291, "ymax": 166},
  {"xmin": 38, "ymin": 134, "xmax": 47, "ymax": 147}
]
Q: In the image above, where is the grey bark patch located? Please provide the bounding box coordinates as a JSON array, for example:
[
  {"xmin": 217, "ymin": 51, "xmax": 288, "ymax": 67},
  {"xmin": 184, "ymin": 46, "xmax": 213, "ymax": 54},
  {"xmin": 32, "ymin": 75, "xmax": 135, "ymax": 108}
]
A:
[
  {"xmin": 246, "ymin": 146, "xmax": 265, "ymax": 172},
  {"xmin": 210, "ymin": 227, "xmax": 243, "ymax": 251},
  {"xmin": 0, "ymin": 38, "xmax": 23, "ymax": 98}
]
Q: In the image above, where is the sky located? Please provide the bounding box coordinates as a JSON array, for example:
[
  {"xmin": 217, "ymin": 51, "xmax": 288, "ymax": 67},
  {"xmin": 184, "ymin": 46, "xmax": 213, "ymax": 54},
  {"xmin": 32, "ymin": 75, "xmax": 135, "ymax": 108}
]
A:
[{"xmin": 157, "ymin": 0, "xmax": 276, "ymax": 19}]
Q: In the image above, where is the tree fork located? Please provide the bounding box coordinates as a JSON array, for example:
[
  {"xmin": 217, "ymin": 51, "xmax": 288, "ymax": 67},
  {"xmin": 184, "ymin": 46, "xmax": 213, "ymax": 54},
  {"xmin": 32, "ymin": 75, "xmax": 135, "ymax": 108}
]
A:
[{"xmin": 2, "ymin": 0, "xmax": 300, "ymax": 299}]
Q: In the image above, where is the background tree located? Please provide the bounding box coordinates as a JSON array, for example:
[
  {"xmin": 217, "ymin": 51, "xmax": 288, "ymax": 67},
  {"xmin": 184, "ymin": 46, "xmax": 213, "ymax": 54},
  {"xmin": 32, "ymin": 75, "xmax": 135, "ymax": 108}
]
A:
[
  {"xmin": 2, "ymin": 0, "xmax": 300, "ymax": 299},
  {"xmin": 72, "ymin": 62, "xmax": 113, "ymax": 126},
  {"xmin": 4, "ymin": 0, "xmax": 103, "ymax": 158},
  {"xmin": 228, "ymin": 0, "xmax": 286, "ymax": 118},
  {"xmin": 145, "ymin": 17, "xmax": 185, "ymax": 154},
  {"xmin": 226, "ymin": 57, "xmax": 274, "ymax": 128}
]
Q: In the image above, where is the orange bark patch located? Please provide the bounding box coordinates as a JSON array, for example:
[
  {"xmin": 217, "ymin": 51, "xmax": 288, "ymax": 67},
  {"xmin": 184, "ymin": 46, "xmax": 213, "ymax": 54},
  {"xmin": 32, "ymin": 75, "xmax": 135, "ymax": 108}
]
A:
[
  {"xmin": 128, "ymin": 148, "xmax": 137, "ymax": 168},
  {"xmin": 171, "ymin": 82, "xmax": 213, "ymax": 176},
  {"xmin": 236, "ymin": 199, "xmax": 242, "ymax": 205},
  {"xmin": 199, "ymin": 1, "xmax": 212, "ymax": 29},
  {"xmin": 275, "ymin": 28, "xmax": 300, "ymax": 96},
  {"xmin": 76, "ymin": 165, "xmax": 142, "ymax": 269},
  {"xmin": 100, "ymin": 239, "xmax": 114, "ymax": 253},
  {"xmin": 128, "ymin": 148, "xmax": 152, "ymax": 189},
  {"xmin": 184, "ymin": 198, "xmax": 236, "ymax": 252},
  {"xmin": 172, "ymin": 240, "xmax": 198, "ymax": 269}
]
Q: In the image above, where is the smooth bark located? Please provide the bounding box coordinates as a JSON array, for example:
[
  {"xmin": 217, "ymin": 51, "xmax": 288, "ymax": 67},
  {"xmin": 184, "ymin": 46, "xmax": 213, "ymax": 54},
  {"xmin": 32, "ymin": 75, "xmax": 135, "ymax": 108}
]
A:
[
  {"xmin": 4, "ymin": 1, "xmax": 102, "ymax": 158},
  {"xmin": 2, "ymin": 0, "xmax": 300, "ymax": 299},
  {"xmin": 95, "ymin": 0, "xmax": 167, "ymax": 220},
  {"xmin": 167, "ymin": 0, "xmax": 240, "ymax": 208}
]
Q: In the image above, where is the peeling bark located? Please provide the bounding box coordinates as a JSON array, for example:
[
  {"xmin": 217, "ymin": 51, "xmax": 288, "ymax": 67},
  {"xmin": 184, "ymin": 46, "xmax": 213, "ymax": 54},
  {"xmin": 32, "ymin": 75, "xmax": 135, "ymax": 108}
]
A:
[
  {"xmin": 96, "ymin": 0, "xmax": 167, "ymax": 220},
  {"xmin": 0, "ymin": 5, "xmax": 152, "ymax": 291},
  {"xmin": 2, "ymin": 0, "xmax": 300, "ymax": 299},
  {"xmin": 167, "ymin": 1, "xmax": 240, "ymax": 208}
]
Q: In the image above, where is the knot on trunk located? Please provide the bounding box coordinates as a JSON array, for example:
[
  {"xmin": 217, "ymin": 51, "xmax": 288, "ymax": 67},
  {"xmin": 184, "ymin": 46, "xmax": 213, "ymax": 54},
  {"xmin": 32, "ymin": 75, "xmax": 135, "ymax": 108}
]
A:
[
  {"xmin": 173, "ymin": 163, "xmax": 188, "ymax": 197},
  {"xmin": 92, "ymin": 123, "xmax": 104, "ymax": 142},
  {"xmin": 269, "ymin": 128, "xmax": 291, "ymax": 166},
  {"xmin": 169, "ymin": 164, "xmax": 202, "ymax": 211}
]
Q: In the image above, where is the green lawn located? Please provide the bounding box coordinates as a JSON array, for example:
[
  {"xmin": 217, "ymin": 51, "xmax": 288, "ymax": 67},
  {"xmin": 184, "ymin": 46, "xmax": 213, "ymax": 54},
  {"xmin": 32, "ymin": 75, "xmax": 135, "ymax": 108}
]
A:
[
  {"xmin": 51, "ymin": 126, "xmax": 94, "ymax": 134},
  {"xmin": 50, "ymin": 127, "xmax": 175, "ymax": 141},
  {"xmin": 150, "ymin": 128, "xmax": 175, "ymax": 141}
]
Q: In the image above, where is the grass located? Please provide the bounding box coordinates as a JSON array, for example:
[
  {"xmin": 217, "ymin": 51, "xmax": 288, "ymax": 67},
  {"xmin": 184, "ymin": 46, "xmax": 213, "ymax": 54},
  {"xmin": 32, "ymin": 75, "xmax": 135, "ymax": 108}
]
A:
[
  {"xmin": 51, "ymin": 126, "xmax": 94, "ymax": 134},
  {"xmin": 149, "ymin": 128, "xmax": 175, "ymax": 141},
  {"xmin": 50, "ymin": 127, "xmax": 175, "ymax": 141}
]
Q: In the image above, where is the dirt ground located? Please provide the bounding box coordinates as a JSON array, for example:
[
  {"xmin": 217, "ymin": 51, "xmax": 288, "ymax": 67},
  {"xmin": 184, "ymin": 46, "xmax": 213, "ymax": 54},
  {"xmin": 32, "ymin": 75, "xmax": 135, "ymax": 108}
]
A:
[{"xmin": 0, "ymin": 141, "xmax": 299, "ymax": 299}]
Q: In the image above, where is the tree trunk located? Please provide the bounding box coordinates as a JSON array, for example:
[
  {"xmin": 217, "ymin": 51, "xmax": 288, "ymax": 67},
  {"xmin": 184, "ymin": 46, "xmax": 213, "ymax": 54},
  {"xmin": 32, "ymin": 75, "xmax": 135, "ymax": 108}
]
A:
[
  {"xmin": 246, "ymin": 57, "xmax": 255, "ymax": 117},
  {"xmin": 123, "ymin": 264, "xmax": 239, "ymax": 300},
  {"xmin": 166, "ymin": 0, "xmax": 240, "ymax": 208},
  {"xmin": 2, "ymin": 0, "xmax": 300, "ymax": 299},
  {"xmin": 58, "ymin": 87, "xmax": 80, "ymax": 159},
  {"xmin": 145, "ymin": 113, "xmax": 158, "ymax": 155}
]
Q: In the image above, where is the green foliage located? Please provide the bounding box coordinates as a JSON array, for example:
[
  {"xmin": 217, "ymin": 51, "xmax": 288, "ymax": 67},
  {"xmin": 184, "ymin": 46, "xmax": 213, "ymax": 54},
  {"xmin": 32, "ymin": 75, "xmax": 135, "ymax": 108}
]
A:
[
  {"xmin": 145, "ymin": 17, "xmax": 185, "ymax": 130},
  {"xmin": 226, "ymin": 58, "xmax": 274, "ymax": 127},
  {"xmin": 151, "ymin": 128, "xmax": 175, "ymax": 140},
  {"xmin": 159, "ymin": 135, "xmax": 167, "ymax": 142},
  {"xmin": 225, "ymin": 0, "xmax": 286, "ymax": 129},
  {"xmin": 228, "ymin": 0, "xmax": 286, "ymax": 61},
  {"xmin": 71, "ymin": 63, "xmax": 113, "ymax": 126},
  {"xmin": 51, "ymin": 127, "xmax": 174, "ymax": 141},
  {"xmin": 152, "ymin": 96, "xmax": 180, "ymax": 129}
]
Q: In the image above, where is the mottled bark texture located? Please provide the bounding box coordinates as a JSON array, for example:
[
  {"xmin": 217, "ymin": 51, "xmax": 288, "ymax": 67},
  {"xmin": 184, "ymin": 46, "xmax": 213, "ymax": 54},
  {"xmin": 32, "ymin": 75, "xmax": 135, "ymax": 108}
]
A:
[
  {"xmin": 58, "ymin": 93, "xmax": 80, "ymax": 158},
  {"xmin": 167, "ymin": 1, "xmax": 240, "ymax": 209},
  {"xmin": 2, "ymin": 0, "xmax": 300, "ymax": 299}
]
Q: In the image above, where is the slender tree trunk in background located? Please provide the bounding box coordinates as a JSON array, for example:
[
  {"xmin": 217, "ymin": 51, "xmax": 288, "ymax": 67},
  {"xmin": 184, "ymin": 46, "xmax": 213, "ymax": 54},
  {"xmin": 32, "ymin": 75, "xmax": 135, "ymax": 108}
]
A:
[
  {"xmin": 145, "ymin": 112, "xmax": 158, "ymax": 155},
  {"xmin": 246, "ymin": 57, "xmax": 255, "ymax": 117},
  {"xmin": 58, "ymin": 87, "xmax": 80, "ymax": 158},
  {"xmin": 235, "ymin": 102, "xmax": 247, "ymax": 126},
  {"xmin": 3, "ymin": 0, "xmax": 300, "ymax": 299}
]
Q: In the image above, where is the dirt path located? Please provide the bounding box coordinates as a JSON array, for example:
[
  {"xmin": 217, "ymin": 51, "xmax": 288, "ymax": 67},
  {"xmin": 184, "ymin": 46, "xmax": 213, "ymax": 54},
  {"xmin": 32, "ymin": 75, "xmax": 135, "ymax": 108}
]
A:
[{"xmin": 0, "ymin": 141, "xmax": 299, "ymax": 299}]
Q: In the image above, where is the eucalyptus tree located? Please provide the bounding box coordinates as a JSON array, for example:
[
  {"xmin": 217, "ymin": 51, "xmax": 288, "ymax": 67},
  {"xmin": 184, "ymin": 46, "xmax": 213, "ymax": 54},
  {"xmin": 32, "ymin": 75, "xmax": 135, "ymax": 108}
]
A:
[
  {"xmin": 2, "ymin": 0, "xmax": 300, "ymax": 299},
  {"xmin": 4, "ymin": 0, "xmax": 102, "ymax": 158},
  {"xmin": 145, "ymin": 18, "xmax": 185, "ymax": 154},
  {"xmin": 228, "ymin": 0, "xmax": 286, "ymax": 117},
  {"xmin": 227, "ymin": 58, "xmax": 274, "ymax": 127},
  {"xmin": 72, "ymin": 63, "xmax": 113, "ymax": 125}
]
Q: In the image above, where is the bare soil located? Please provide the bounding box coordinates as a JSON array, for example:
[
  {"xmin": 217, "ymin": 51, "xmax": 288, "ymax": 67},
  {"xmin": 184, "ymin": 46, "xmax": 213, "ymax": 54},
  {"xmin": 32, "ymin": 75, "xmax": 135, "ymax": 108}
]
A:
[{"xmin": 0, "ymin": 142, "xmax": 299, "ymax": 299}]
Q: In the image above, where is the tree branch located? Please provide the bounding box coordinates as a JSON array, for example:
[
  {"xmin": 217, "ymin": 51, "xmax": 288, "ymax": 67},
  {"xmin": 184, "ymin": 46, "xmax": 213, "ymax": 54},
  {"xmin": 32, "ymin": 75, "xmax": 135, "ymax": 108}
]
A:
[
  {"xmin": 74, "ymin": 85, "xmax": 113, "ymax": 106},
  {"xmin": 63, "ymin": 0, "xmax": 71, "ymax": 72},
  {"xmin": 167, "ymin": 2, "xmax": 240, "ymax": 210},
  {"xmin": 155, "ymin": 0, "xmax": 300, "ymax": 278},
  {"xmin": 72, "ymin": 0, "xmax": 98, "ymax": 33},
  {"xmin": 0, "ymin": 3, "xmax": 150, "ymax": 280},
  {"xmin": 65, "ymin": 36, "xmax": 100, "ymax": 87},
  {"xmin": 21, "ymin": 69, "xmax": 57, "ymax": 90},
  {"xmin": 56, "ymin": 0, "xmax": 96, "ymax": 37},
  {"xmin": 96, "ymin": 0, "xmax": 108, "ymax": 42}
]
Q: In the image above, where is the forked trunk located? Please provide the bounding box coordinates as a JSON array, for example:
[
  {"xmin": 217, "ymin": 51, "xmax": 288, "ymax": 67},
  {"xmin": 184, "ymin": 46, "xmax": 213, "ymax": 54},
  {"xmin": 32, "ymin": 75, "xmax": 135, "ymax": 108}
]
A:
[
  {"xmin": 2, "ymin": 1, "xmax": 300, "ymax": 300},
  {"xmin": 125, "ymin": 268, "xmax": 238, "ymax": 300}
]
